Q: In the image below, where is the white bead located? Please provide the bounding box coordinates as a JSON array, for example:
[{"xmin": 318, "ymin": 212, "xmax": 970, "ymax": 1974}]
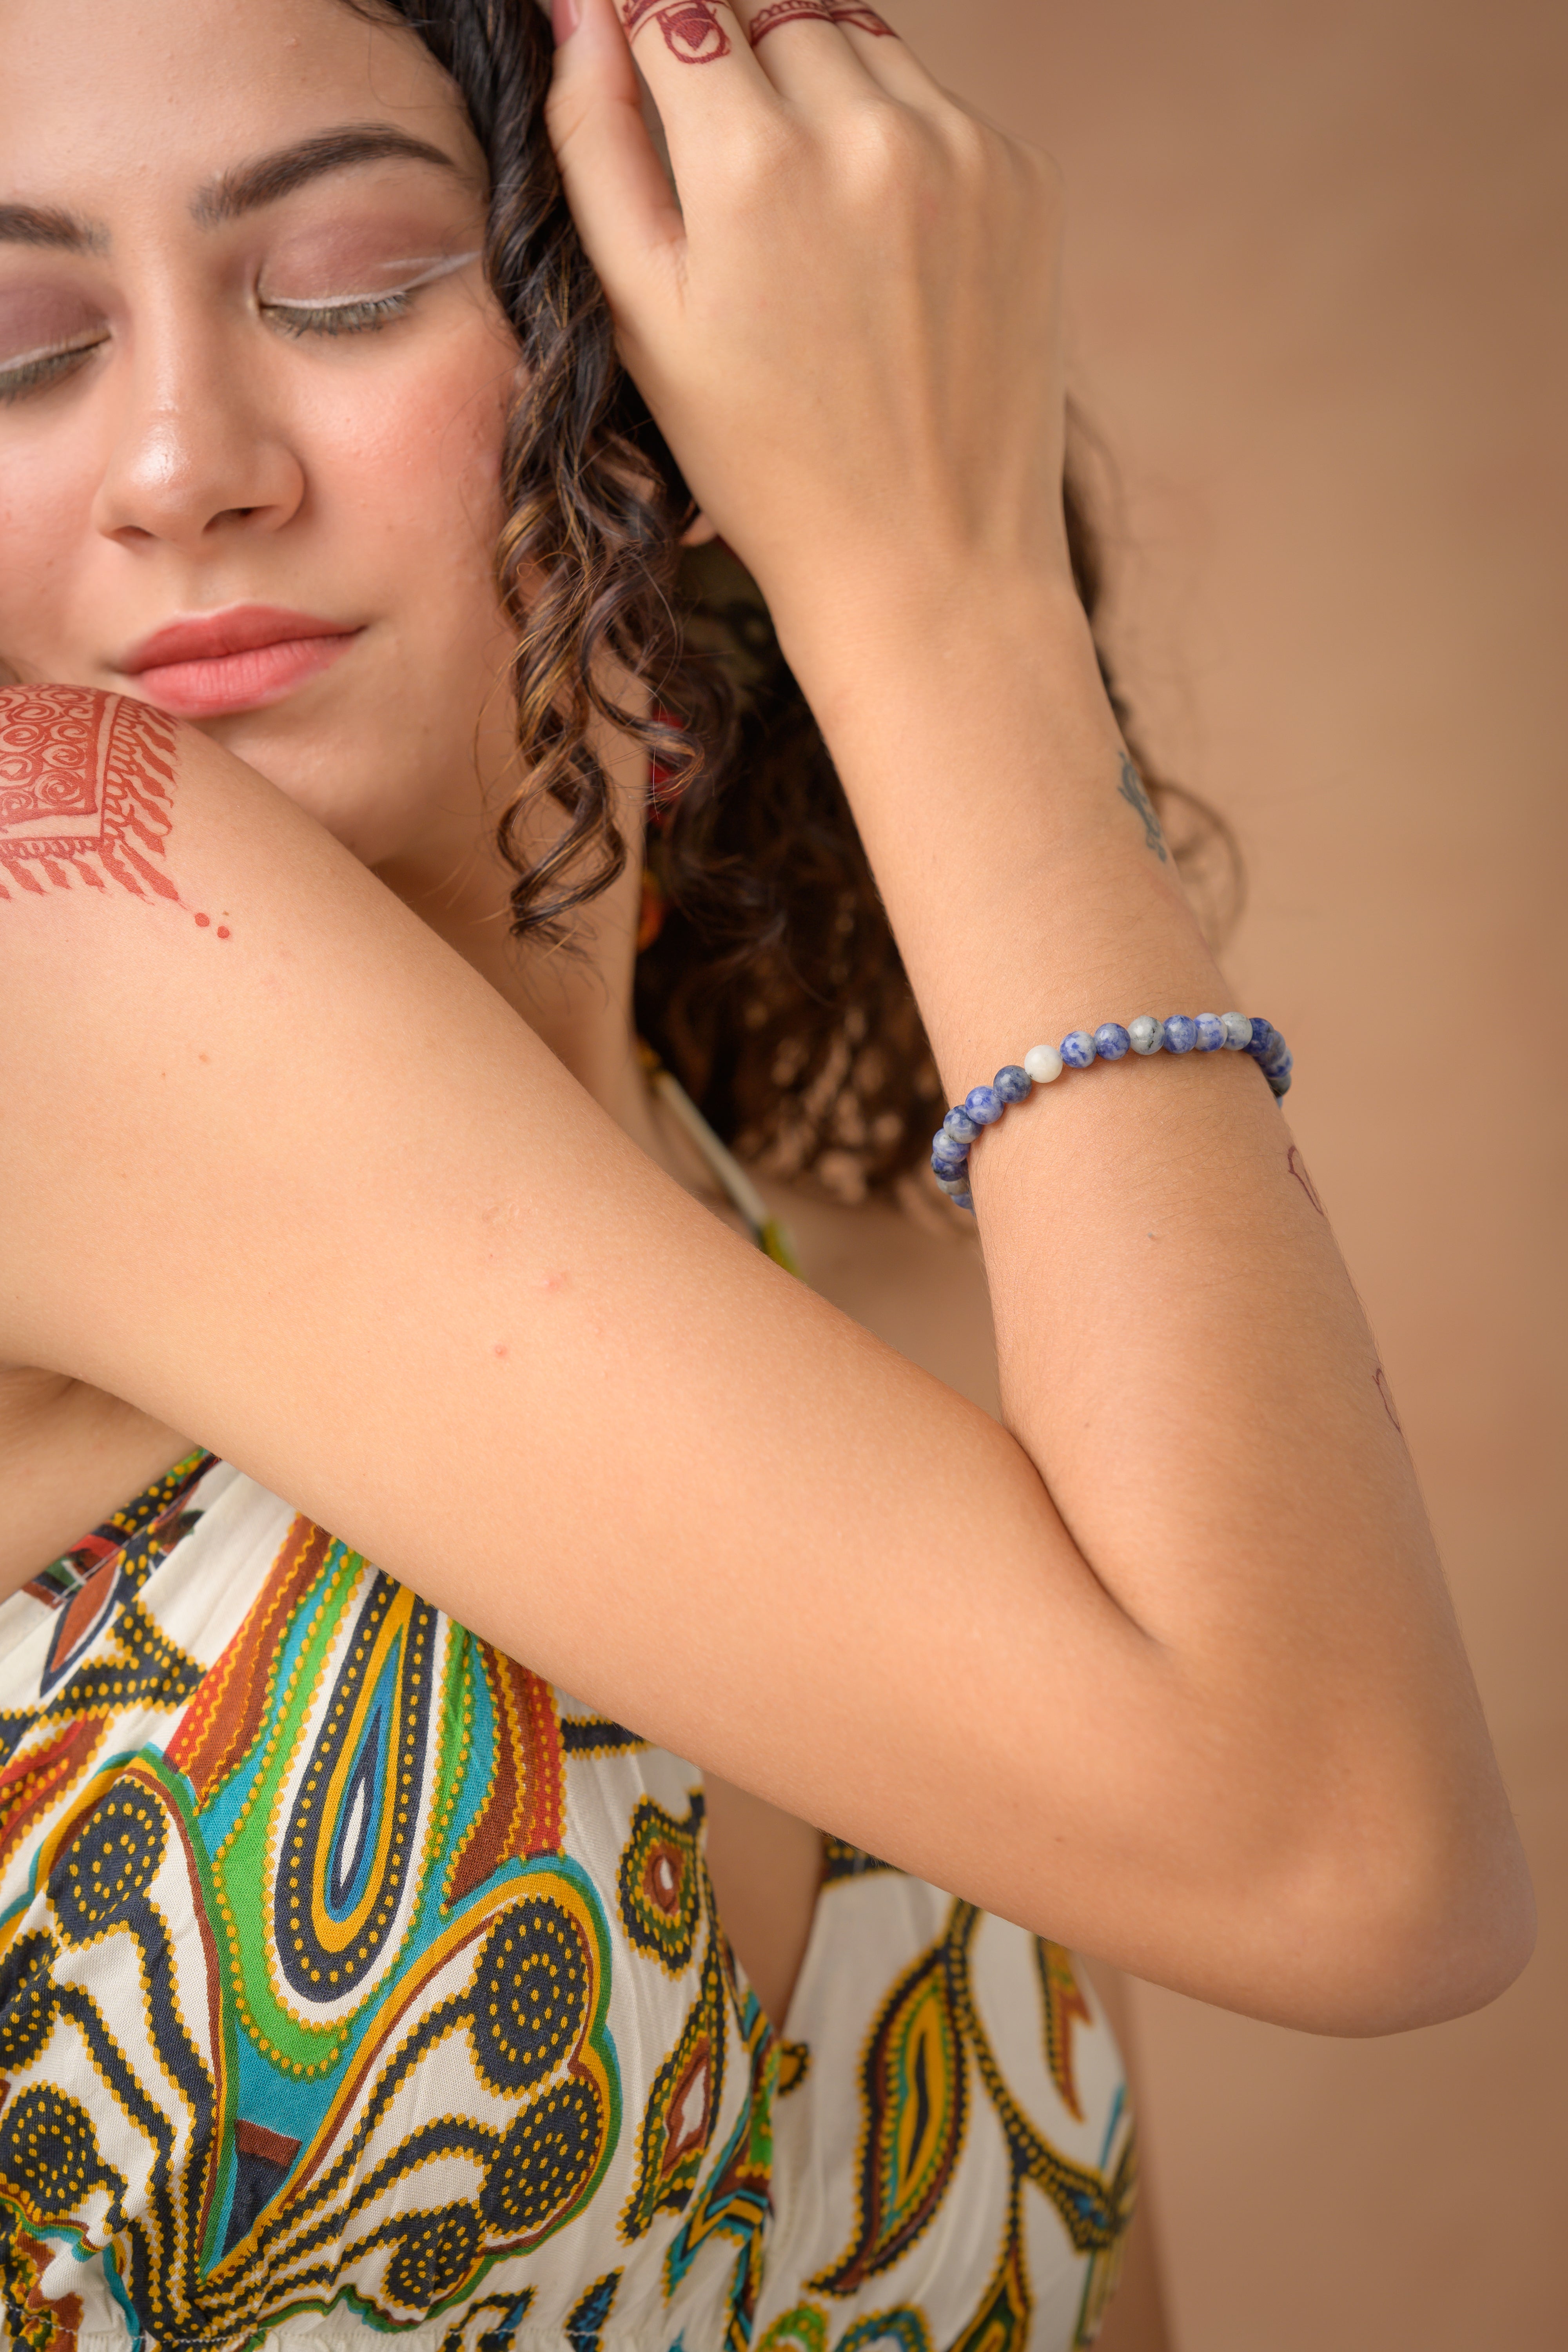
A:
[
  {"xmin": 1127, "ymin": 1014, "xmax": 1163, "ymax": 1055},
  {"xmin": 1222, "ymin": 1010, "xmax": 1252, "ymax": 1050},
  {"xmin": 1023, "ymin": 1043, "xmax": 1064, "ymax": 1084}
]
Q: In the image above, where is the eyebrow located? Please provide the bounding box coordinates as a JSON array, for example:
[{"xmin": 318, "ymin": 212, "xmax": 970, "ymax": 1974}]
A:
[
  {"xmin": 0, "ymin": 204, "xmax": 107, "ymax": 254},
  {"xmin": 190, "ymin": 123, "xmax": 470, "ymax": 230}
]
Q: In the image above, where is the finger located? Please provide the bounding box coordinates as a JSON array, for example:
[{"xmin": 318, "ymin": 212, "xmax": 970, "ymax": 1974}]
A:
[
  {"xmin": 615, "ymin": 0, "xmax": 771, "ymax": 98},
  {"xmin": 737, "ymin": 0, "xmax": 873, "ymax": 97},
  {"xmin": 806, "ymin": 4, "xmax": 956, "ymax": 107},
  {"xmin": 747, "ymin": 0, "xmax": 897, "ymax": 47},
  {"xmin": 739, "ymin": 2, "xmax": 956, "ymax": 114},
  {"xmin": 547, "ymin": 0, "xmax": 690, "ymax": 298}
]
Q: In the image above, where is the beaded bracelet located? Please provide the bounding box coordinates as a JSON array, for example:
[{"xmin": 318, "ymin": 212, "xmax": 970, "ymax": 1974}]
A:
[{"xmin": 931, "ymin": 1013, "xmax": 1292, "ymax": 1209}]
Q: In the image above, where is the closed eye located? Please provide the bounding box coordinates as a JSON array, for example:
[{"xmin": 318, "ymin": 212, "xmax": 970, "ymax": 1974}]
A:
[
  {"xmin": 0, "ymin": 333, "xmax": 108, "ymax": 404},
  {"xmin": 261, "ymin": 289, "xmax": 414, "ymax": 339},
  {"xmin": 260, "ymin": 249, "xmax": 481, "ymax": 342}
]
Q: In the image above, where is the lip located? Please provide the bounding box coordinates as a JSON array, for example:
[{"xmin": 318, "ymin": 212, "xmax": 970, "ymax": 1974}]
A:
[{"xmin": 117, "ymin": 604, "xmax": 362, "ymax": 717}]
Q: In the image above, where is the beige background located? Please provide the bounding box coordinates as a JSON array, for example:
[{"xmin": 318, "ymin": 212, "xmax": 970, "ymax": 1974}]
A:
[{"xmin": 891, "ymin": 0, "xmax": 1568, "ymax": 2344}]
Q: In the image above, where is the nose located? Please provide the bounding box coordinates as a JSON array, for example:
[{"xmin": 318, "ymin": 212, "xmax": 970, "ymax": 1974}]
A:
[{"xmin": 91, "ymin": 303, "xmax": 306, "ymax": 552}]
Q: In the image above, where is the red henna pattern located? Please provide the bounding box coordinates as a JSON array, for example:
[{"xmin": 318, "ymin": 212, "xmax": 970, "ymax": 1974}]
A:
[
  {"xmin": 1374, "ymin": 1366, "xmax": 1403, "ymax": 1434},
  {"xmin": 0, "ymin": 687, "xmax": 181, "ymax": 908},
  {"xmin": 751, "ymin": 1, "xmax": 895, "ymax": 33},
  {"xmin": 750, "ymin": 0, "xmax": 834, "ymax": 37},
  {"xmin": 1287, "ymin": 1144, "xmax": 1325, "ymax": 1216},
  {"xmin": 624, "ymin": 0, "xmax": 733, "ymax": 62}
]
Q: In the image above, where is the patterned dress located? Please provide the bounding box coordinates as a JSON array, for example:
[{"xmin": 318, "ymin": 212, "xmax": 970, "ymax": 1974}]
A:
[{"xmin": 0, "ymin": 1110, "xmax": 1135, "ymax": 2352}]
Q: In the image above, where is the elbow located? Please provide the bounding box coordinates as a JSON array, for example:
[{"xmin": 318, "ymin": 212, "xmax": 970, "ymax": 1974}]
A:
[{"xmin": 1244, "ymin": 1798, "xmax": 1537, "ymax": 2038}]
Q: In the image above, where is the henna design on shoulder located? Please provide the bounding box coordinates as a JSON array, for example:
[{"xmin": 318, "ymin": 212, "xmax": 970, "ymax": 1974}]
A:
[
  {"xmin": 0, "ymin": 685, "xmax": 222, "ymax": 931},
  {"xmin": 1116, "ymin": 751, "xmax": 1167, "ymax": 862},
  {"xmin": 1287, "ymin": 1145, "xmax": 1325, "ymax": 1215},
  {"xmin": 622, "ymin": 0, "xmax": 733, "ymax": 62}
]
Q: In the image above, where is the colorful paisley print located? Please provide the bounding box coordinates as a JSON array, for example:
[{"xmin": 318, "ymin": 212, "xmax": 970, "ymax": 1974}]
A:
[{"xmin": 0, "ymin": 1451, "xmax": 1133, "ymax": 2351}]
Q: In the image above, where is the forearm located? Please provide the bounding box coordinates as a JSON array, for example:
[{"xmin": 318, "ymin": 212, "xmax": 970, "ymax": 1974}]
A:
[
  {"xmin": 793, "ymin": 575, "xmax": 1520, "ymax": 2001},
  {"xmin": 0, "ymin": 682, "xmax": 1527, "ymax": 2025},
  {"xmin": 544, "ymin": 0, "xmax": 1528, "ymax": 2000}
]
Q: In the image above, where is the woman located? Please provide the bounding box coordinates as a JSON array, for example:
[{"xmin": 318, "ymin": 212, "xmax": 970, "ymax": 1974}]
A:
[{"xmin": 0, "ymin": 0, "xmax": 1532, "ymax": 2347}]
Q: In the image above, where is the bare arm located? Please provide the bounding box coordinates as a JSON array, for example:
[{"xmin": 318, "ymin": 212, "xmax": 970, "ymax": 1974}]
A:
[
  {"xmin": 0, "ymin": 674, "xmax": 1527, "ymax": 2034},
  {"xmin": 0, "ymin": 0, "xmax": 1532, "ymax": 2034}
]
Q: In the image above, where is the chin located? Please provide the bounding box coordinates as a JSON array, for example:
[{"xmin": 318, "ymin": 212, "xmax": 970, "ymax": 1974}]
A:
[{"xmin": 196, "ymin": 702, "xmax": 436, "ymax": 866}]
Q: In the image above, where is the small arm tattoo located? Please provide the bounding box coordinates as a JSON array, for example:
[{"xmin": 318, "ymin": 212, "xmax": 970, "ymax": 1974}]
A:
[
  {"xmin": 1288, "ymin": 1145, "xmax": 1325, "ymax": 1215},
  {"xmin": 0, "ymin": 685, "xmax": 224, "ymax": 931},
  {"xmin": 1116, "ymin": 752, "xmax": 1167, "ymax": 862},
  {"xmin": 622, "ymin": 0, "xmax": 733, "ymax": 60}
]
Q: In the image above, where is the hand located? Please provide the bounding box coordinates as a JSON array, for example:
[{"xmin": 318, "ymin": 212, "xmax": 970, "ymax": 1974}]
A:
[{"xmin": 546, "ymin": 0, "xmax": 1071, "ymax": 661}]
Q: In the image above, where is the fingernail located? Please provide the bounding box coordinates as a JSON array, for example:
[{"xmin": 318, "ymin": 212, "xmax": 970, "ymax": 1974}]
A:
[{"xmin": 551, "ymin": 0, "xmax": 580, "ymax": 42}]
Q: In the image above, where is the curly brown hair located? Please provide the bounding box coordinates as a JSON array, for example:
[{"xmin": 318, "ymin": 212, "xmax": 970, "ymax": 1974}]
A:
[{"xmin": 363, "ymin": 0, "xmax": 1238, "ymax": 1199}]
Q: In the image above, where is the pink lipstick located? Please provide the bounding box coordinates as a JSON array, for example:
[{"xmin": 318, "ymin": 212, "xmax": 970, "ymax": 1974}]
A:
[{"xmin": 118, "ymin": 605, "xmax": 361, "ymax": 716}]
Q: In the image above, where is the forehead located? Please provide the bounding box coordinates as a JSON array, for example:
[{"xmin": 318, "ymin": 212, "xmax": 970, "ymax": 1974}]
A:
[{"xmin": 0, "ymin": 0, "xmax": 479, "ymax": 222}]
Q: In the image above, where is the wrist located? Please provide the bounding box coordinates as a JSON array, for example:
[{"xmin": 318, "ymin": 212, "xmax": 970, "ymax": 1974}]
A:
[
  {"xmin": 769, "ymin": 559, "xmax": 1100, "ymax": 719},
  {"xmin": 755, "ymin": 557, "xmax": 1221, "ymax": 1099},
  {"xmin": 773, "ymin": 563, "xmax": 1125, "ymax": 858}
]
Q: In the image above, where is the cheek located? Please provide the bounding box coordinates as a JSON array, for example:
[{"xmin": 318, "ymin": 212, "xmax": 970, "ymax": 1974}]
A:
[
  {"xmin": 314, "ymin": 339, "xmax": 513, "ymax": 579},
  {"xmin": 0, "ymin": 443, "xmax": 100, "ymax": 662}
]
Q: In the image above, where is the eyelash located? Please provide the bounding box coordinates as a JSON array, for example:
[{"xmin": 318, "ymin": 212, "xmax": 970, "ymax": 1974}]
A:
[
  {"xmin": 0, "ymin": 339, "xmax": 106, "ymax": 405},
  {"xmin": 261, "ymin": 288, "xmax": 414, "ymax": 339},
  {"xmin": 0, "ymin": 285, "xmax": 416, "ymax": 403}
]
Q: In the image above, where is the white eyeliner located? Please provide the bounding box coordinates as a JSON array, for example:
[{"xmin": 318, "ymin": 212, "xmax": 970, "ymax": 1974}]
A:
[
  {"xmin": 0, "ymin": 336, "xmax": 102, "ymax": 373},
  {"xmin": 264, "ymin": 250, "xmax": 482, "ymax": 313}
]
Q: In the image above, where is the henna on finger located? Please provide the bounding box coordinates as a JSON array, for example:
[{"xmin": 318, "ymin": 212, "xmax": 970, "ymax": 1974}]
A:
[
  {"xmin": 622, "ymin": 0, "xmax": 733, "ymax": 63},
  {"xmin": 826, "ymin": 5, "xmax": 896, "ymax": 34},
  {"xmin": 748, "ymin": 0, "xmax": 834, "ymax": 42},
  {"xmin": 746, "ymin": 0, "xmax": 895, "ymax": 42}
]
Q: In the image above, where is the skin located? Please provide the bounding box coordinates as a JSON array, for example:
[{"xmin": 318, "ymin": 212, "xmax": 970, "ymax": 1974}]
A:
[
  {"xmin": 0, "ymin": 0, "xmax": 836, "ymax": 1991},
  {"xmin": 0, "ymin": 29, "xmax": 1535, "ymax": 2352}
]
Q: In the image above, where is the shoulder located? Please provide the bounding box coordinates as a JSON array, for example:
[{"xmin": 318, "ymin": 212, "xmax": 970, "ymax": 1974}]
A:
[
  {"xmin": 757, "ymin": 1173, "xmax": 1002, "ymax": 1420},
  {"xmin": 0, "ymin": 684, "xmax": 182, "ymax": 903}
]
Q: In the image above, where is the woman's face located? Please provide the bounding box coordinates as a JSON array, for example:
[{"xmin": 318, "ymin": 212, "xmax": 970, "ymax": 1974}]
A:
[{"xmin": 0, "ymin": 0, "xmax": 521, "ymax": 866}]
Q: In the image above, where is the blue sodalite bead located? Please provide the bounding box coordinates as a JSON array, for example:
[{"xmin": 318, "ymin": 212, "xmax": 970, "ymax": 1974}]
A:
[
  {"xmin": 1194, "ymin": 1013, "xmax": 1225, "ymax": 1052},
  {"xmin": 1060, "ymin": 1031, "xmax": 1096, "ymax": 1068},
  {"xmin": 932, "ymin": 1125, "xmax": 967, "ymax": 1157},
  {"xmin": 994, "ymin": 1064, "xmax": 1032, "ymax": 1103},
  {"xmin": 933, "ymin": 1169, "xmax": 972, "ymax": 1197},
  {"xmin": 1232, "ymin": 1016, "xmax": 1292, "ymax": 1094},
  {"xmin": 965, "ymin": 1085, "xmax": 1005, "ymax": 1125},
  {"xmin": 944, "ymin": 1107, "xmax": 981, "ymax": 1146},
  {"xmin": 932, "ymin": 1144, "xmax": 969, "ymax": 1179},
  {"xmin": 1128, "ymin": 1014, "xmax": 1163, "ymax": 1055},
  {"xmin": 1162, "ymin": 1014, "xmax": 1197, "ymax": 1054},
  {"xmin": 1093, "ymin": 1022, "xmax": 1131, "ymax": 1061}
]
